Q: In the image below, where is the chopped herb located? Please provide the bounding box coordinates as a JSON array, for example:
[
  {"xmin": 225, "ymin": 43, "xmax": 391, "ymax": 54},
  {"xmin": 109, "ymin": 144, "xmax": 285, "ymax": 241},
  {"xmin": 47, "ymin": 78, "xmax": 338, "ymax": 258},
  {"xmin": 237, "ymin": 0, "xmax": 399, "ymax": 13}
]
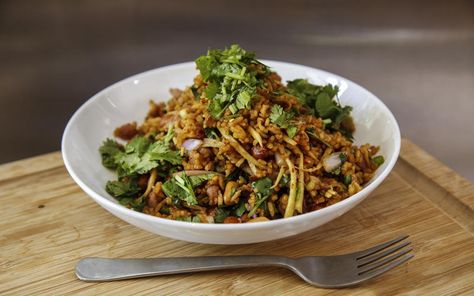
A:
[
  {"xmin": 105, "ymin": 179, "xmax": 144, "ymax": 210},
  {"xmin": 253, "ymin": 177, "xmax": 273, "ymax": 196},
  {"xmin": 99, "ymin": 139, "xmax": 124, "ymax": 170},
  {"xmin": 233, "ymin": 199, "xmax": 247, "ymax": 217},
  {"xmin": 176, "ymin": 216, "xmax": 192, "ymax": 222},
  {"xmin": 118, "ymin": 197, "xmax": 133, "ymax": 206},
  {"xmin": 249, "ymin": 177, "xmax": 273, "ymax": 217},
  {"xmin": 269, "ymin": 104, "xmax": 298, "ymax": 138},
  {"xmin": 195, "ymin": 44, "xmax": 268, "ymax": 118},
  {"xmin": 226, "ymin": 167, "xmax": 248, "ymax": 181},
  {"xmin": 162, "ymin": 173, "xmax": 216, "ymax": 206},
  {"xmin": 214, "ymin": 208, "xmax": 230, "ymax": 223},
  {"xmin": 287, "ymin": 79, "xmax": 354, "ymax": 139},
  {"xmin": 339, "ymin": 153, "xmax": 347, "ymax": 163},
  {"xmin": 188, "ymin": 173, "xmax": 218, "ymax": 187},
  {"xmin": 372, "ymin": 155, "xmax": 385, "ymax": 166},
  {"xmin": 270, "ymin": 105, "xmax": 294, "ymax": 128},
  {"xmin": 159, "ymin": 205, "xmax": 170, "ymax": 215},
  {"xmin": 286, "ymin": 125, "xmax": 298, "ymax": 138},
  {"xmin": 110, "ymin": 132, "xmax": 181, "ymax": 177},
  {"xmin": 190, "ymin": 85, "xmax": 200, "ymax": 100},
  {"xmin": 204, "ymin": 127, "xmax": 220, "ymax": 139},
  {"xmin": 343, "ymin": 174, "xmax": 352, "ymax": 185},
  {"xmin": 105, "ymin": 179, "xmax": 140, "ymax": 198},
  {"xmin": 162, "ymin": 124, "xmax": 174, "ymax": 143}
]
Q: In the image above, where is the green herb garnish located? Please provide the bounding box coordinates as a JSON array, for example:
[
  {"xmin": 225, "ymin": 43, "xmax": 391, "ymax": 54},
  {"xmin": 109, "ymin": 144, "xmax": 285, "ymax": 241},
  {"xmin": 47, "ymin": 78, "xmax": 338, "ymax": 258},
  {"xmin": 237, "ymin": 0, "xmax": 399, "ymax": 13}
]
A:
[
  {"xmin": 105, "ymin": 179, "xmax": 144, "ymax": 210},
  {"xmin": 195, "ymin": 44, "xmax": 268, "ymax": 118},
  {"xmin": 287, "ymin": 79, "xmax": 354, "ymax": 139},
  {"xmin": 269, "ymin": 104, "xmax": 298, "ymax": 138},
  {"xmin": 214, "ymin": 208, "xmax": 230, "ymax": 223},
  {"xmin": 99, "ymin": 139, "xmax": 124, "ymax": 170},
  {"xmin": 105, "ymin": 179, "xmax": 140, "ymax": 198},
  {"xmin": 343, "ymin": 174, "xmax": 352, "ymax": 186},
  {"xmin": 372, "ymin": 155, "xmax": 385, "ymax": 166},
  {"xmin": 101, "ymin": 128, "xmax": 181, "ymax": 177},
  {"xmin": 233, "ymin": 199, "xmax": 247, "ymax": 217},
  {"xmin": 204, "ymin": 127, "xmax": 220, "ymax": 139},
  {"xmin": 249, "ymin": 177, "xmax": 273, "ymax": 217},
  {"xmin": 162, "ymin": 173, "xmax": 216, "ymax": 206}
]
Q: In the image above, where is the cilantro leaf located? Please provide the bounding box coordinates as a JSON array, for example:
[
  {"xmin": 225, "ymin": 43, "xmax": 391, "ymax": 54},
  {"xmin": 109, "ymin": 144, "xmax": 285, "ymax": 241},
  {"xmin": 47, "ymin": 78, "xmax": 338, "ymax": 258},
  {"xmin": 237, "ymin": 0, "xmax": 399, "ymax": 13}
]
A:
[
  {"xmin": 287, "ymin": 78, "xmax": 322, "ymax": 108},
  {"xmin": 269, "ymin": 104, "xmax": 298, "ymax": 138},
  {"xmin": 249, "ymin": 177, "xmax": 273, "ymax": 217},
  {"xmin": 147, "ymin": 141, "xmax": 182, "ymax": 165},
  {"xmin": 189, "ymin": 173, "xmax": 218, "ymax": 187},
  {"xmin": 253, "ymin": 177, "xmax": 273, "ymax": 197},
  {"xmin": 204, "ymin": 127, "xmax": 220, "ymax": 139},
  {"xmin": 372, "ymin": 155, "xmax": 385, "ymax": 166},
  {"xmin": 233, "ymin": 199, "xmax": 247, "ymax": 217},
  {"xmin": 124, "ymin": 136, "xmax": 150, "ymax": 155},
  {"xmin": 99, "ymin": 139, "xmax": 123, "ymax": 170},
  {"xmin": 287, "ymin": 125, "xmax": 298, "ymax": 138},
  {"xmin": 270, "ymin": 104, "xmax": 293, "ymax": 127},
  {"xmin": 162, "ymin": 173, "xmax": 216, "ymax": 206},
  {"xmin": 343, "ymin": 174, "xmax": 352, "ymax": 185},
  {"xmin": 287, "ymin": 79, "xmax": 354, "ymax": 139},
  {"xmin": 195, "ymin": 44, "xmax": 268, "ymax": 118},
  {"xmin": 162, "ymin": 174, "xmax": 197, "ymax": 206},
  {"xmin": 195, "ymin": 54, "xmax": 217, "ymax": 81},
  {"xmin": 105, "ymin": 179, "xmax": 140, "ymax": 198},
  {"xmin": 214, "ymin": 208, "xmax": 230, "ymax": 223},
  {"xmin": 112, "ymin": 135, "xmax": 182, "ymax": 176},
  {"xmin": 315, "ymin": 92, "xmax": 340, "ymax": 118},
  {"xmin": 204, "ymin": 81, "xmax": 219, "ymax": 99},
  {"xmin": 162, "ymin": 124, "xmax": 174, "ymax": 143}
]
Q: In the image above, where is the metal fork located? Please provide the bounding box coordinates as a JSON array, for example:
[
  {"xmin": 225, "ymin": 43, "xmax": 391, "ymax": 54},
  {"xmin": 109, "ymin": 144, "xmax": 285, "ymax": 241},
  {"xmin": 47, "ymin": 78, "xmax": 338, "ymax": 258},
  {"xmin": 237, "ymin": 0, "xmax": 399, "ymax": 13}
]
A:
[{"xmin": 76, "ymin": 235, "xmax": 413, "ymax": 288}]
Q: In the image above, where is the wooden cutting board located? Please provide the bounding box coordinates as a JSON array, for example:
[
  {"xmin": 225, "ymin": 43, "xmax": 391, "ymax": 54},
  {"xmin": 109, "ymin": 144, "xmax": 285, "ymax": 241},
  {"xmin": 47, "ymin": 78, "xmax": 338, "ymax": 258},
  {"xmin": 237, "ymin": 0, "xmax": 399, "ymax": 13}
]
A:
[{"xmin": 1, "ymin": 139, "xmax": 473, "ymax": 295}]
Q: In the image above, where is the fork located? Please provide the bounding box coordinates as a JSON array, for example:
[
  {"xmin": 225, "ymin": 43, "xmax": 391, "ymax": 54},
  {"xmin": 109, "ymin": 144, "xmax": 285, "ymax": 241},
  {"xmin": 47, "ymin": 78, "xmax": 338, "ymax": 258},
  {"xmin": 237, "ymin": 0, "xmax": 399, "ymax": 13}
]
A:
[{"xmin": 76, "ymin": 235, "xmax": 413, "ymax": 288}]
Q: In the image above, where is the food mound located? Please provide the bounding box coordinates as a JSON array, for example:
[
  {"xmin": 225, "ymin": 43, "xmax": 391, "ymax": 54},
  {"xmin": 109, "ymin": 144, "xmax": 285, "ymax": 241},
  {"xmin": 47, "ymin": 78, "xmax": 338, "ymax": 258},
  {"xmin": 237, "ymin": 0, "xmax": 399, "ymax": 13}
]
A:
[{"xmin": 99, "ymin": 45, "xmax": 384, "ymax": 223}]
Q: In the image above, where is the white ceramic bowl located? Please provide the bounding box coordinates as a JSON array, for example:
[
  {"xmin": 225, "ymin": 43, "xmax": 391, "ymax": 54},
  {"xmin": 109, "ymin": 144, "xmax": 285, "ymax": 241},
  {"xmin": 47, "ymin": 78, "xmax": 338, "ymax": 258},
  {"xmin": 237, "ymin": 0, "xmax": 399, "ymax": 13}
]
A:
[{"xmin": 62, "ymin": 61, "xmax": 400, "ymax": 244}]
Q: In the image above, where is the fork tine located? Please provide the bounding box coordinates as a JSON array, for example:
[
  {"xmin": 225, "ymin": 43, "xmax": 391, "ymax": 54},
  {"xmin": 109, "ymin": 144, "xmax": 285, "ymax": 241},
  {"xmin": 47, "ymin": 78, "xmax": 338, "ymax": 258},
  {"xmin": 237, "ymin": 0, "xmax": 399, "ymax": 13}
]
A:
[
  {"xmin": 358, "ymin": 247, "xmax": 413, "ymax": 274},
  {"xmin": 358, "ymin": 254, "xmax": 414, "ymax": 281},
  {"xmin": 356, "ymin": 235, "xmax": 409, "ymax": 259},
  {"xmin": 357, "ymin": 241, "xmax": 411, "ymax": 267}
]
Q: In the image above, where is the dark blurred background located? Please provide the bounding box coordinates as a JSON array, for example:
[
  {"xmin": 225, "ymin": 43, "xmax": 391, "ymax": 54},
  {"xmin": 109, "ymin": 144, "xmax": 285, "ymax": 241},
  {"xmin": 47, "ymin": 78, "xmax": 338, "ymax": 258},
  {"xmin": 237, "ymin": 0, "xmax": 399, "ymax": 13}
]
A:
[{"xmin": 0, "ymin": 0, "xmax": 473, "ymax": 180}]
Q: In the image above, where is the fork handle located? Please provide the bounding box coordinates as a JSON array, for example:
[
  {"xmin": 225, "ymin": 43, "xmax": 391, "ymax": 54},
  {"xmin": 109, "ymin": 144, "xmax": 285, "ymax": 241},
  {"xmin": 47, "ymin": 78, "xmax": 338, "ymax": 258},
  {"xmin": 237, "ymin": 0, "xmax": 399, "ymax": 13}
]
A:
[{"xmin": 76, "ymin": 256, "xmax": 292, "ymax": 281}]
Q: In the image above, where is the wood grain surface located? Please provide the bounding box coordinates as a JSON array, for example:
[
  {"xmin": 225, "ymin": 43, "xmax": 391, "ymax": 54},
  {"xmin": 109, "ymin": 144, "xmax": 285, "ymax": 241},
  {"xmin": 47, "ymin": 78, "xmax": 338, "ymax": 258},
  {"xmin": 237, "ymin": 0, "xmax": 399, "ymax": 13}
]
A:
[{"xmin": 0, "ymin": 139, "xmax": 473, "ymax": 295}]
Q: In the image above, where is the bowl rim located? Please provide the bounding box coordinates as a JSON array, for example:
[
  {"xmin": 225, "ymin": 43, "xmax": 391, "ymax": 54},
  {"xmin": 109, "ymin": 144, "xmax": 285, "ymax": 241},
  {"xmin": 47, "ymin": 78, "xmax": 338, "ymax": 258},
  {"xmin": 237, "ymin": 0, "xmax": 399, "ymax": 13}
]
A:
[{"xmin": 62, "ymin": 60, "xmax": 401, "ymax": 230}]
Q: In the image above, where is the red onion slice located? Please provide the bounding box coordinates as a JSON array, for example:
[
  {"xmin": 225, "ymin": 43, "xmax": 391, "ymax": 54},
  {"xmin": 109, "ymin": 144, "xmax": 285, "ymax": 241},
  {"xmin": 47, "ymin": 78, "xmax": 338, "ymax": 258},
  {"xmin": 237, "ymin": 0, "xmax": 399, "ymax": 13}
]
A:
[{"xmin": 181, "ymin": 139, "xmax": 203, "ymax": 152}]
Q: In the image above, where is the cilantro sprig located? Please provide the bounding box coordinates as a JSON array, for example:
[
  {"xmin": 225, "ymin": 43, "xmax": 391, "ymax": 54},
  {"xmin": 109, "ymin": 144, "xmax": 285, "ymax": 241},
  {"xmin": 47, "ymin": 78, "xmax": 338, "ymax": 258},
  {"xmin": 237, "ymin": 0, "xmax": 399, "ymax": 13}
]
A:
[
  {"xmin": 195, "ymin": 45, "xmax": 268, "ymax": 118},
  {"xmin": 287, "ymin": 79, "xmax": 355, "ymax": 139},
  {"xmin": 248, "ymin": 177, "xmax": 273, "ymax": 217},
  {"xmin": 99, "ymin": 126, "xmax": 182, "ymax": 207},
  {"xmin": 162, "ymin": 173, "xmax": 216, "ymax": 206},
  {"xmin": 269, "ymin": 104, "xmax": 298, "ymax": 138},
  {"xmin": 101, "ymin": 126, "xmax": 181, "ymax": 177}
]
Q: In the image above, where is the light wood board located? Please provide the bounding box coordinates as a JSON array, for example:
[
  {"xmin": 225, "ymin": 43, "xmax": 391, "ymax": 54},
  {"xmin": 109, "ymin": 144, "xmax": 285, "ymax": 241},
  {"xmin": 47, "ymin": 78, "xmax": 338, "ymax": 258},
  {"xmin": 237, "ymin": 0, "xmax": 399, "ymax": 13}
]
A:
[{"xmin": 1, "ymin": 139, "xmax": 473, "ymax": 295}]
